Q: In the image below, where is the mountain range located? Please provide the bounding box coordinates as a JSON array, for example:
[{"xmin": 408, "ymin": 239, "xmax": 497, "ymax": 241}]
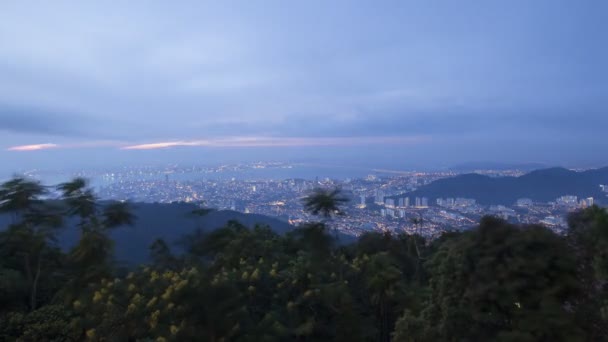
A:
[{"xmin": 397, "ymin": 167, "xmax": 608, "ymax": 205}]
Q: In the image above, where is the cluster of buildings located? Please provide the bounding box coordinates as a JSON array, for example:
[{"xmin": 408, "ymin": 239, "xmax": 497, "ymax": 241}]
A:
[
  {"xmin": 27, "ymin": 163, "xmax": 606, "ymax": 239},
  {"xmin": 554, "ymin": 195, "xmax": 594, "ymax": 208}
]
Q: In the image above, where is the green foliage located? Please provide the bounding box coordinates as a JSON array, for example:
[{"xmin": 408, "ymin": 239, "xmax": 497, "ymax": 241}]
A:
[
  {"xmin": 394, "ymin": 216, "xmax": 585, "ymax": 341},
  {"xmin": 567, "ymin": 205, "xmax": 608, "ymax": 338},
  {"xmin": 1, "ymin": 176, "xmax": 608, "ymax": 341},
  {"xmin": 0, "ymin": 305, "xmax": 80, "ymax": 341}
]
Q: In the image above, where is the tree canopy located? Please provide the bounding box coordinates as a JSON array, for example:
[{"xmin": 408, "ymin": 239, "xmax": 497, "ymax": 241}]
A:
[{"xmin": 0, "ymin": 177, "xmax": 606, "ymax": 341}]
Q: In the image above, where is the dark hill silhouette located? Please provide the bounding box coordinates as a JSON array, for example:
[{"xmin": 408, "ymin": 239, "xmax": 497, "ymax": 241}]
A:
[
  {"xmin": 0, "ymin": 202, "xmax": 294, "ymax": 265},
  {"xmin": 395, "ymin": 167, "xmax": 608, "ymax": 205}
]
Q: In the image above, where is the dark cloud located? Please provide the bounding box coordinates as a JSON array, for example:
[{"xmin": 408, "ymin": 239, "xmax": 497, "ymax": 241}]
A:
[
  {"xmin": 0, "ymin": 104, "xmax": 81, "ymax": 136},
  {"xmin": 0, "ymin": 103, "xmax": 116, "ymax": 138}
]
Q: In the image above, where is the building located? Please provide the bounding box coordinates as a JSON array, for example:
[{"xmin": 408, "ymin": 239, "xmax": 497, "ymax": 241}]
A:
[
  {"xmin": 580, "ymin": 197, "xmax": 594, "ymax": 208},
  {"xmin": 415, "ymin": 197, "xmax": 421, "ymax": 207},
  {"xmin": 455, "ymin": 198, "xmax": 476, "ymax": 206},
  {"xmin": 421, "ymin": 197, "xmax": 429, "ymax": 207},
  {"xmin": 385, "ymin": 198, "xmax": 395, "ymax": 208},
  {"xmin": 375, "ymin": 190, "xmax": 385, "ymax": 205},
  {"xmin": 358, "ymin": 195, "xmax": 367, "ymax": 209},
  {"xmin": 556, "ymin": 195, "xmax": 578, "ymax": 206}
]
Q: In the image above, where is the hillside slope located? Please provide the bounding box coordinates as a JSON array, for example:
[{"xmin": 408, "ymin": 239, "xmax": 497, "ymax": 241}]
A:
[
  {"xmin": 398, "ymin": 167, "xmax": 608, "ymax": 205},
  {"xmin": 0, "ymin": 202, "xmax": 293, "ymax": 264}
]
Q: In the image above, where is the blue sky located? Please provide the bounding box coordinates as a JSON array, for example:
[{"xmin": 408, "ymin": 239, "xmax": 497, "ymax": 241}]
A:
[{"xmin": 0, "ymin": 0, "xmax": 606, "ymax": 171}]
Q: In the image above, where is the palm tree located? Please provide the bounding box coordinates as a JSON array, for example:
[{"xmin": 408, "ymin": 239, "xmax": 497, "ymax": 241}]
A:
[
  {"xmin": 57, "ymin": 178, "xmax": 135, "ymax": 290},
  {"xmin": 302, "ymin": 188, "xmax": 349, "ymax": 219},
  {"xmin": 58, "ymin": 178, "xmax": 96, "ymax": 228},
  {"xmin": 0, "ymin": 177, "xmax": 46, "ymax": 224},
  {"xmin": 0, "ymin": 177, "xmax": 63, "ymax": 310},
  {"xmin": 302, "ymin": 188, "xmax": 349, "ymax": 241}
]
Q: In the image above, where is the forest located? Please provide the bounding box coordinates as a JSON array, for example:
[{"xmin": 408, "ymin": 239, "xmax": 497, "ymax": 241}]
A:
[{"xmin": 1, "ymin": 178, "xmax": 607, "ymax": 341}]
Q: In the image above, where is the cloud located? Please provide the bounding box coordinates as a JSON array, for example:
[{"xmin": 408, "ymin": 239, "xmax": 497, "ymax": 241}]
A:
[
  {"xmin": 6, "ymin": 140, "xmax": 124, "ymax": 152},
  {"xmin": 6, "ymin": 135, "xmax": 429, "ymax": 152},
  {"xmin": 121, "ymin": 136, "xmax": 430, "ymax": 150},
  {"xmin": 0, "ymin": 103, "xmax": 95, "ymax": 137},
  {"xmin": 7, "ymin": 143, "xmax": 58, "ymax": 151}
]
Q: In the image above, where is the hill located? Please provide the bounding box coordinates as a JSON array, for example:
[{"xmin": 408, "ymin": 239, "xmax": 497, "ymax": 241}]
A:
[
  {"xmin": 396, "ymin": 167, "xmax": 608, "ymax": 205},
  {"xmin": 0, "ymin": 202, "xmax": 293, "ymax": 264},
  {"xmin": 449, "ymin": 161, "xmax": 547, "ymax": 172}
]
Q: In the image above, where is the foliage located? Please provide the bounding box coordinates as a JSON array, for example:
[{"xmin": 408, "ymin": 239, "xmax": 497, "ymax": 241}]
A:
[
  {"xmin": 567, "ymin": 205, "xmax": 608, "ymax": 338},
  {"xmin": 302, "ymin": 188, "xmax": 349, "ymax": 218},
  {"xmin": 394, "ymin": 216, "xmax": 586, "ymax": 341},
  {"xmin": 1, "ymin": 177, "xmax": 607, "ymax": 341}
]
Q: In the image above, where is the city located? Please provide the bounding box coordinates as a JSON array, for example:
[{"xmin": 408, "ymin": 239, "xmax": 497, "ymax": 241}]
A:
[
  {"xmin": 19, "ymin": 161, "xmax": 606, "ymax": 238},
  {"xmin": 2, "ymin": 1, "xmax": 607, "ymax": 339}
]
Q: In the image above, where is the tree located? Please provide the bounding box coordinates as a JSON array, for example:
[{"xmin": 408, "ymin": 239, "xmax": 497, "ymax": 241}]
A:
[
  {"xmin": 150, "ymin": 239, "xmax": 178, "ymax": 270},
  {"xmin": 567, "ymin": 206, "xmax": 608, "ymax": 338},
  {"xmin": 57, "ymin": 178, "xmax": 135, "ymax": 294},
  {"xmin": 0, "ymin": 177, "xmax": 63, "ymax": 311},
  {"xmin": 302, "ymin": 188, "xmax": 349, "ymax": 219},
  {"xmin": 302, "ymin": 187, "xmax": 349, "ymax": 241},
  {"xmin": 394, "ymin": 217, "xmax": 586, "ymax": 341},
  {"xmin": 363, "ymin": 252, "xmax": 405, "ymax": 342},
  {"xmin": 0, "ymin": 177, "xmax": 46, "ymax": 224}
]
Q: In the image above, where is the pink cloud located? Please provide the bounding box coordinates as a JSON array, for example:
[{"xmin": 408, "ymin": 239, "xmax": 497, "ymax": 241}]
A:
[
  {"xmin": 7, "ymin": 143, "xmax": 59, "ymax": 151},
  {"xmin": 120, "ymin": 141, "xmax": 208, "ymax": 150},
  {"xmin": 7, "ymin": 136, "xmax": 430, "ymax": 152},
  {"xmin": 121, "ymin": 136, "xmax": 429, "ymax": 150}
]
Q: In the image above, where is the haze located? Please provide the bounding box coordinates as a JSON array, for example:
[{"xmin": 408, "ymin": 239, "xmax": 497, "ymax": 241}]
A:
[{"xmin": 1, "ymin": 0, "xmax": 606, "ymax": 173}]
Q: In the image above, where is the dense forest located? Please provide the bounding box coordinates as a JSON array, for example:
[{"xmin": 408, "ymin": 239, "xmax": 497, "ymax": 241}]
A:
[{"xmin": 1, "ymin": 178, "xmax": 607, "ymax": 341}]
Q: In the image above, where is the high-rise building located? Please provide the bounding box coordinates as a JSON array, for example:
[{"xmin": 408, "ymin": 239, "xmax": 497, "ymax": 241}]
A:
[
  {"xmin": 375, "ymin": 190, "xmax": 385, "ymax": 205},
  {"xmin": 360, "ymin": 195, "xmax": 366, "ymax": 205},
  {"xmin": 405, "ymin": 197, "xmax": 410, "ymax": 207},
  {"xmin": 398, "ymin": 197, "xmax": 404, "ymax": 207},
  {"xmin": 385, "ymin": 198, "xmax": 395, "ymax": 208},
  {"xmin": 421, "ymin": 197, "xmax": 428, "ymax": 207},
  {"xmin": 580, "ymin": 197, "xmax": 595, "ymax": 207},
  {"xmin": 415, "ymin": 197, "xmax": 421, "ymax": 207}
]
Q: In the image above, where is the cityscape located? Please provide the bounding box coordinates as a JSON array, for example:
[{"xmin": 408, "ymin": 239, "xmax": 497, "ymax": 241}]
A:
[
  {"xmin": 19, "ymin": 161, "xmax": 607, "ymax": 238},
  {"xmin": 1, "ymin": 1, "xmax": 607, "ymax": 339}
]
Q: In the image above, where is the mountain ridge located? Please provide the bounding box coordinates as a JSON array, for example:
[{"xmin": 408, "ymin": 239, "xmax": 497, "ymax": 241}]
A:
[
  {"xmin": 0, "ymin": 202, "xmax": 294, "ymax": 264},
  {"xmin": 395, "ymin": 167, "xmax": 608, "ymax": 205}
]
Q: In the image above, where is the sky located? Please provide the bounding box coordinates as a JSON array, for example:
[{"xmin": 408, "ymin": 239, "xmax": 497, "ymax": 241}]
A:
[{"xmin": 0, "ymin": 0, "xmax": 607, "ymax": 173}]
